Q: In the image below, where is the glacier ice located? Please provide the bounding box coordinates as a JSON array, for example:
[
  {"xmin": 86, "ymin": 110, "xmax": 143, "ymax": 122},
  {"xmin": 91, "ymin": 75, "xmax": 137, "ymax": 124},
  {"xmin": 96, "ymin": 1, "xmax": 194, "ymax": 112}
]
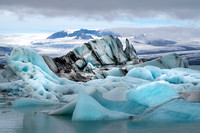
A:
[
  {"xmin": 72, "ymin": 90, "xmax": 133, "ymax": 121},
  {"xmin": 42, "ymin": 35, "xmax": 188, "ymax": 82},
  {"xmin": 44, "ymin": 90, "xmax": 98, "ymax": 115},
  {"xmin": 42, "ymin": 56, "xmax": 58, "ymax": 73},
  {"xmin": 0, "ymin": 80, "xmax": 25, "ymax": 97},
  {"xmin": 103, "ymin": 87, "xmax": 128, "ymax": 101},
  {"xmin": 12, "ymin": 98, "xmax": 56, "ymax": 107},
  {"xmin": 44, "ymin": 99, "xmax": 76, "ymax": 115},
  {"xmin": 125, "ymin": 53, "xmax": 189, "ymax": 72},
  {"xmin": 44, "ymin": 89, "xmax": 146, "ymax": 116},
  {"xmin": 44, "ymin": 90, "xmax": 136, "ymax": 121},
  {"xmin": 2, "ymin": 45, "xmax": 200, "ymax": 121},
  {"xmin": 126, "ymin": 81, "xmax": 180, "ymax": 107},
  {"xmin": 141, "ymin": 99, "xmax": 200, "ymax": 121},
  {"xmin": 5, "ymin": 47, "xmax": 76, "ymax": 102},
  {"xmin": 102, "ymin": 68, "xmax": 125, "ymax": 78},
  {"xmin": 179, "ymin": 90, "xmax": 200, "ymax": 103},
  {"xmin": 124, "ymin": 38, "xmax": 137, "ymax": 61},
  {"xmin": 90, "ymin": 90, "xmax": 147, "ymax": 115},
  {"xmin": 126, "ymin": 67, "xmax": 154, "ymax": 81},
  {"xmin": 44, "ymin": 35, "xmax": 139, "ymax": 81}
]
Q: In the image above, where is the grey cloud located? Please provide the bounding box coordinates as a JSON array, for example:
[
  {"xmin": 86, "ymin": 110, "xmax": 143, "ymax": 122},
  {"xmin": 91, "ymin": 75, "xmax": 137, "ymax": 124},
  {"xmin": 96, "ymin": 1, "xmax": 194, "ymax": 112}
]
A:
[{"xmin": 0, "ymin": 0, "xmax": 200, "ymax": 20}]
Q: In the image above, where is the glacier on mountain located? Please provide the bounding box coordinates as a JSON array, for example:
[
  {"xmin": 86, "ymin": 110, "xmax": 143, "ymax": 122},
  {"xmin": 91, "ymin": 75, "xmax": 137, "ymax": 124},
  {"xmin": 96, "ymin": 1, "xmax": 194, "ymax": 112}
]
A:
[{"xmin": 47, "ymin": 29, "xmax": 121, "ymax": 40}]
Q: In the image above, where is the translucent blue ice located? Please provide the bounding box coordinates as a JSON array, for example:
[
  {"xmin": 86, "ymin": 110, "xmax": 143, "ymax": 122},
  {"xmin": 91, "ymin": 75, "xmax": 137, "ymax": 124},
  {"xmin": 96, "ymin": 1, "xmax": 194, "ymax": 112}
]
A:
[
  {"xmin": 126, "ymin": 81, "xmax": 180, "ymax": 107},
  {"xmin": 126, "ymin": 67, "xmax": 154, "ymax": 81},
  {"xmin": 72, "ymin": 90, "xmax": 133, "ymax": 121},
  {"xmin": 4, "ymin": 47, "xmax": 200, "ymax": 121},
  {"xmin": 142, "ymin": 99, "xmax": 200, "ymax": 121}
]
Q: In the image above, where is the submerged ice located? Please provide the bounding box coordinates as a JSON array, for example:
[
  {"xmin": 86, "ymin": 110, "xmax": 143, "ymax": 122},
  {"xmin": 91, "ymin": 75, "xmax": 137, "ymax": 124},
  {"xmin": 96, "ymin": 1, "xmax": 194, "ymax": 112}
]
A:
[{"xmin": 1, "ymin": 35, "xmax": 200, "ymax": 121}]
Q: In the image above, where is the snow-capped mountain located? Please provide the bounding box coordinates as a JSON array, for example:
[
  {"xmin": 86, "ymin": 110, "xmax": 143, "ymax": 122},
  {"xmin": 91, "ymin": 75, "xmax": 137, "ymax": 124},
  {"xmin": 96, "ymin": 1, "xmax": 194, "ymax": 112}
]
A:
[
  {"xmin": 47, "ymin": 29, "xmax": 121, "ymax": 40},
  {"xmin": 1, "ymin": 27, "xmax": 200, "ymax": 65}
]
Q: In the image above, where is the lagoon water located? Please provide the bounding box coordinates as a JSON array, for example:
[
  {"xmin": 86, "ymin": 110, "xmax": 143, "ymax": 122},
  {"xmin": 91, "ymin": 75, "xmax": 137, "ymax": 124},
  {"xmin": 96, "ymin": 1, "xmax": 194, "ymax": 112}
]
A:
[{"xmin": 1, "ymin": 99, "xmax": 200, "ymax": 133}]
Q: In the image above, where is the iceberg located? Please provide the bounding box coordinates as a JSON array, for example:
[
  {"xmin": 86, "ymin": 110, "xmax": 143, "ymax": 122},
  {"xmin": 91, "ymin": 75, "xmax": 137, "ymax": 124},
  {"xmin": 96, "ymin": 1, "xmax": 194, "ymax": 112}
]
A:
[
  {"xmin": 44, "ymin": 89, "xmax": 147, "ymax": 116},
  {"xmin": 90, "ymin": 90, "xmax": 147, "ymax": 115},
  {"xmin": 2, "ymin": 35, "xmax": 200, "ymax": 122},
  {"xmin": 12, "ymin": 98, "xmax": 56, "ymax": 107},
  {"xmin": 72, "ymin": 90, "xmax": 133, "ymax": 121},
  {"xmin": 0, "ymin": 80, "xmax": 24, "ymax": 97},
  {"xmin": 142, "ymin": 99, "xmax": 200, "ymax": 121},
  {"xmin": 179, "ymin": 90, "xmax": 200, "ymax": 103},
  {"xmin": 44, "ymin": 99, "xmax": 76, "ymax": 115},
  {"xmin": 103, "ymin": 87, "xmax": 128, "ymax": 101},
  {"xmin": 44, "ymin": 36, "xmax": 139, "ymax": 81},
  {"xmin": 4, "ymin": 47, "xmax": 75, "ymax": 102},
  {"xmin": 42, "ymin": 36, "xmax": 188, "ymax": 82},
  {"xmin": 125, "ymin": 53, "xmax": 188, "ymax": 72},
  {"xmin": 124, "ymin": 39, "xmax": 137, "ymax": 61},
  {"xmin": 126, "ymin": 67, "xmax": 154, "ymax": 81},
  {"xmin": 126, "ymin": 81, "xmax": 180, "ymax": 107}
]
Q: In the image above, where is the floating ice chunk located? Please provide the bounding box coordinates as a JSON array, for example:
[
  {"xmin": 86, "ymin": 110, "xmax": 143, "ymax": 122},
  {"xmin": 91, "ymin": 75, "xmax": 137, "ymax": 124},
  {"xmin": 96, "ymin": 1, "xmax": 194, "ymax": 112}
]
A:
[
  {"xmin": 125, "ymin": 53, "xmax": 188, "ymax": 72},
  {"xmin": 87, "ymin": 62, "xmax": 95, "ymax": 70},
  {"xmin": 0, "ymin": 80, "xmax": 26, "ymax": 97},
  {"xmin": 6, "ymin": 46, "xmax": 59, "ymax": 80},
  {"xmin": 44, "ymin": 89, "xmax": 97, "ymax": 115},
  {"xmin": 85, "ymin": 54, "xmax": 101, "ymax": 66},
  {"xmin": 161, "ymin": 53, "xmax": 181, "ymax": 69},
  {"xmin": 42, "ymin": 56, "xmax": 58, "ymax": 73},
  {"xmin": 1, "ymin": 65, "xmax": 21, "ymax": 82},
  {"xmin": 60, "ymin": 94, "xmax": 78, "ymax": 103},
  {"xmin": 142, "ymin": 99, "xmax": 200, "ymax": 121},
  {"xmin": 180, "ymin": 57, "xmax": 189, "ymax": 68},
  {"xmin": 179, "ymin": 90, "xmax": 200, "ymax": 103},
  {"xmin": 72, "ymin": 90, "xmax": 133, "ymax": 121},
  {"xmin": 44, "ymin": 100, "xmax": 76, "ymax": 115},
  {"xmin": 0, "ymin": 80, "xmax": 24, "ymax": 91},
  {"xmin": 144, "ymin": 66, "xmax": 162, "ymax": 79},
  {"xmin": 126, "ymin": 67, "xmax": 154, "ymax": 81},
  {"xmin": 83, "ymin": 62, "xmax": 96, "ymax": 72},
  {"xmin": 94, "ymin": 74, "xmax": 104, "ymax": 79},
  {"xmin": 12, "ymin": 98, "xmax": 56, "ymax": 107},
  {"xmin": 158, "ymin": 68, "xmax": 200, "ymax": 85},
  {"xmin": 126, "ymin": 81, "xmax": 180, "ymax": 107},
  {"xmin": 73, "ymin": 43, "xmax": 90, "ymax": 57},
  {"xmin": 5, "ymin": 47, "xmax": 74, "ymax": 101},
  {"xmin": 124, "ymin": 39, "xmax": 137, "ymax": 60},
  {"xmin": 91, "ymin": 90, "xmax": 147, "ymax": 115},
  {"xmin": 103, "ymin": 87, "xmax": 128, "ymax": 101},
  {"xmin": 75, "ymin": 59, "xmax": 86, "ymax": 69},
  {"xmin": 102, "ymin": 68, "xmax": 125, "ymax": 78},
  {"xmin": 0, "ymin": 70, "xmax": 9, "ymax": 83},
  {"xmin": 158, "ymin": 74, "xmax": 184, "ymax": 84}
]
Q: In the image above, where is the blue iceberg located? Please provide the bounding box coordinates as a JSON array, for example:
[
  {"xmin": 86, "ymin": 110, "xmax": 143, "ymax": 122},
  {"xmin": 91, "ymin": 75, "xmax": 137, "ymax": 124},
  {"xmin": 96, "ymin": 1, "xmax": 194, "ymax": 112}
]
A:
[{"xmin": 2, "ymin": 43, "xmax": 200, "ymax": 121}]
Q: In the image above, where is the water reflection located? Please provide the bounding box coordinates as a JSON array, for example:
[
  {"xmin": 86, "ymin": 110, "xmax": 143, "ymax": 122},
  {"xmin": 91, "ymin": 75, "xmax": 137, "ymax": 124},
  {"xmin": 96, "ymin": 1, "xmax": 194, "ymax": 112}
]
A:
[{"xmin": 1, "ymin": 105, "xmax": 200, "ymax": 133}]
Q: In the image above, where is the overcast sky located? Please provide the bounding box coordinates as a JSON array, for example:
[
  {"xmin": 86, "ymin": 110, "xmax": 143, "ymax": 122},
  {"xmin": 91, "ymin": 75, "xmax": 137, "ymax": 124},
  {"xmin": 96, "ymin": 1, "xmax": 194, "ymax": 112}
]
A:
[{"xmin": 0, "ymin": 0, "xmax": 200, "ymax": 33}]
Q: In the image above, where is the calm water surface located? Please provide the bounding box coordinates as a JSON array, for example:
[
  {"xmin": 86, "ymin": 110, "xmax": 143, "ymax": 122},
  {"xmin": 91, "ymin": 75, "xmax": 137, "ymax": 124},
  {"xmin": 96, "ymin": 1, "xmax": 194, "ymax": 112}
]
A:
[{"xmin": 1, "ymin": 99, "xmax": 200, "ymax": 133}]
